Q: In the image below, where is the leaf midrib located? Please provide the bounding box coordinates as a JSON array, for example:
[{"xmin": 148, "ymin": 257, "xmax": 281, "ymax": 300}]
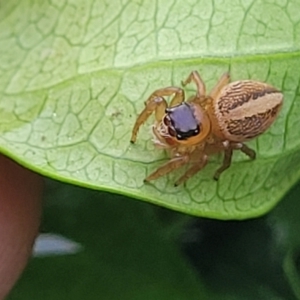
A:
[{"xmin": 2, "ymin": 50, "xmax": 300, "ymax": 96}]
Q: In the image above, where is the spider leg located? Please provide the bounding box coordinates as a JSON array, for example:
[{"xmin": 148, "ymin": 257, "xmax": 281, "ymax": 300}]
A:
[
  {"xmin": 209, "ymin": 72, "xmax": 230, "ymax": 99},
  {"xmin": 130, "ymin": 87, "xmax": 184, "ymax": 143},
  {"xmin": 182, "ymin": 70, "xmax": 206, "ymax": 98},
  {"xmin": 230, "ymin": 142, "xmax": 256, "ymax": 160},
  {"xmin": 213, "ymin": 142, "xmax": 256, "ymax": 180},
  {"xmin": 175, "ymin": 154, "xmax": 208, "ymax": 186},
  {"xmin": 239, "ymin": 143, "xmax": 256, "ymax": 159},
  {"xmin": 144, "ymin": 155, "xmax": 189, "ymax": 183},
  {"xmin": 213, "ymin": 148, "xmax": 233, "ymax": 181}
]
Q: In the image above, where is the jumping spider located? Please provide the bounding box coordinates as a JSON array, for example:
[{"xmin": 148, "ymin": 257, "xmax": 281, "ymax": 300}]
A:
[{"xmin": 130, "ymin": 71, "xmax": 283, "ymax": 186}]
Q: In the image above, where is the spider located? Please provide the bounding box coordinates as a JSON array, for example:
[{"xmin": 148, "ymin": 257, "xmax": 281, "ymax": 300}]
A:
[{"xmin": 130, "ymin": 71, "xmax": 283, "ymax": 186}]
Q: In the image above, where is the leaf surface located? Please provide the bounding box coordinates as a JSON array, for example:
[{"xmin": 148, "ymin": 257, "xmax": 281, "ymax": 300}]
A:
[{"xmin": 1, "ymin": 0, "xmax": 300, "ymax": 219}]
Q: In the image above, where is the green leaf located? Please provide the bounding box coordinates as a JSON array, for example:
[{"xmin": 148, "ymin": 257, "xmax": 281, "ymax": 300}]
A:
[{"xmin": 1, "ymin": 0, "xmax": 300, "ymax": 219}]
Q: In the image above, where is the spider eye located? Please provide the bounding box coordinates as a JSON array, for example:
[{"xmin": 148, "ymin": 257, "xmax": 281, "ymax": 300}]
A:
[
  {"xmin": 168, "ymin": 126, "xmax": 176, "ymax": 137},
  {"xmin": 175, "ymin": 125, "xmax": 200, "ymax": 140},
  {"xmin": 176, "ymin": 133, "xmax": 183, "ymax": 140}
]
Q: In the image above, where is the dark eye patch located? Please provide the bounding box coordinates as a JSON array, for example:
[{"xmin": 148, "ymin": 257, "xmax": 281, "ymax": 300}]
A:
[
  {"xmin": 166, "ymin": 103, "xmax": 200, "ymax": 140},
  {"xmin": 176, "ymin": 125, "xmax": 200, "ymax": 140}
]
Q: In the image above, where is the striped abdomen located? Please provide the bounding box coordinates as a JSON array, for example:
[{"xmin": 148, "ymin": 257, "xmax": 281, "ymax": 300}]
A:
[{"xmin": 213, "ymin": 80, "xmax": 283, "ymax": 142}]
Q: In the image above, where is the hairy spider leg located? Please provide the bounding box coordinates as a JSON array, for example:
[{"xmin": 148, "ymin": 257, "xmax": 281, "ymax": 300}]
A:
[
  {"xmin": 213, "ymin": 142, "xmax": 256, "ymax": 180},
  {"xmin": 130, "ymin": 87, "xmax": 185, "ymax": 143}
]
